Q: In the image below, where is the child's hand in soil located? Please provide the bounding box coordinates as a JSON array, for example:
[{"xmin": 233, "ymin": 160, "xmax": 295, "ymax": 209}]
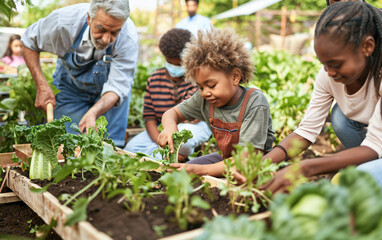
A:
[{"xmin": 167, "ymin": 163, "xmax": 204, "ymax": 175}]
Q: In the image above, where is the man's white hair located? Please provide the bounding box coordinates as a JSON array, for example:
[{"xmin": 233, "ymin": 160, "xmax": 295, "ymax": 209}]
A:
[{"xmin": 89, "ymin": 0, "xmax": 130, "ymax": 21}]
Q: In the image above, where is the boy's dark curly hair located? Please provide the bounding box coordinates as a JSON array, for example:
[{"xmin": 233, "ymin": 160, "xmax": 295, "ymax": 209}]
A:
[
  {"xmin": 159, "ymin": 28, "xmax": 192, "ymax": 59},
  {"xmin": 182, "ymin": 27, "xmax": 254, "ymax": 84}
]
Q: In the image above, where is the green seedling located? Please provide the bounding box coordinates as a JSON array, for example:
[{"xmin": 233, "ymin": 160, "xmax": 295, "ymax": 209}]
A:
[
  {"xmin": 219, "ymin": 143, "xmax": 286, "ymax": 213},
  {"xmin": 152, "ymin": 129, "xmax": 193, "ymax": 165},
  {"xmin": 160, "ymin": 169, "xmax": 211, "ymax": 230}
]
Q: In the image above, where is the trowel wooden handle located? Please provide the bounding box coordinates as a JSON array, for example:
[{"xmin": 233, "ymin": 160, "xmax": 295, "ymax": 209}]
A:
[{"xmin": 47, "ymin": 103, "xmax": 53, "ymax": 123}]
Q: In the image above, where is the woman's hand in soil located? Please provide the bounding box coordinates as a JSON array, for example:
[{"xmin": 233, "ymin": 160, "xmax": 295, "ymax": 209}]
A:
[{"xmin": 260, "ymin": 166, "xmax": 293, "ymax": 194}]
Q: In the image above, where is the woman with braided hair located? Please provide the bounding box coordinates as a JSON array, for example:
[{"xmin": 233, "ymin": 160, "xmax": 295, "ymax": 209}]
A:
[{"xmin": 239, "ymin": 1, "xmax": 382, "ymax": 193}]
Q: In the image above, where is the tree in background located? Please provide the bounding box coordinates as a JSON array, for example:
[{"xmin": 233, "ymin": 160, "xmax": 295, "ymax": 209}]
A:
[{"xmin": 0, "ymin": 0, "xmax": 31, "ymax": 26}]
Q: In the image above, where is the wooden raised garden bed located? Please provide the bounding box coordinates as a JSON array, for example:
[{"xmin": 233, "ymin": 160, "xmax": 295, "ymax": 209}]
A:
[
  {"xmin": 7, "ymin": 144, "xmax": 255, "ymax": 240},
  {"xmin": 6, "ymin": 168, "xmax": 113, "ymax": 240},
  {"xmin": 6, "ymin": 167, "xmax": 237, "ymax": 240}
]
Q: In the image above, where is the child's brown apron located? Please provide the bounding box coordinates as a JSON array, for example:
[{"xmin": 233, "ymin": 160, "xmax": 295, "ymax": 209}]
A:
[{"xmin": 208, "ymin": 88, "xmax": 257, "ymax": 159}]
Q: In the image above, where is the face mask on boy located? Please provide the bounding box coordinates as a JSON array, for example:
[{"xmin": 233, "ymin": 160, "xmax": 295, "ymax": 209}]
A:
[{"xmin": 166, "ymin": 62, "xmax": 185, "ymax": 77}]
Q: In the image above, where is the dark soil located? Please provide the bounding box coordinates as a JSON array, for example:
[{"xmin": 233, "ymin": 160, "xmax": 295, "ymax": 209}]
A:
[
  {"xmin": 1, "ymin": 131, "xmax": 340, "ymax": 240},
  {"xmin": 28, "ymin": 170, "xmax": 259, "ymax": 240},
  {"xmin": 0, "ymin": 186, "xmax": 61, "ymax": 240}
]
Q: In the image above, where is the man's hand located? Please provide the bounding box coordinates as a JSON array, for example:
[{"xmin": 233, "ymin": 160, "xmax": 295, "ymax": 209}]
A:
[
  {"xmin": 78, "ymin": 92, "xmax": 119, "ymax": 134},
  {"xmin": 79, "ymin": 108, "xmax": 97, "ymax": 134},
  {"xmin": 35, "ymin": 83, "xmax": 56, "ymax": 111}
]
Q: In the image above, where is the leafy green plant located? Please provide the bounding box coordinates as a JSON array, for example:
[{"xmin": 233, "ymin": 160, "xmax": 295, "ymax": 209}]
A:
[
  {"xmin": 196, "ymin": 215, "xmax": 268, "ymax": 240},
  {"xmin": 338, "ymin": 167, "xmax": 382, "ymax": 236},
  {"xmin": 0, "ymin": 122, "xmax": 29, "ymax": 153},
  {"xmin": 47, "ymin": 117, "xmax": 160, "ymax": 225},
  {"xmin": 190, "ymin": 136, "xmax": 219, "ymax": 159},
  {"xmin": 107, "ymin": 169, "xmax": 157, "ymax": 212},
  {"xmin": 269, "ymin": 180, "xmax": 351, "ymax": 240},
  {"xmin": 128, "ymin": 55, "xmax": 164, "ymax": 127},
  {"xmin": 27, "ymin": 116, "xmax": 70, "ymax": 180},
  {"xmin": 59, "ymin": 148, "xmax": 159, "ymax": 226},
  {"xmin": 219, "ymin": 143, "xmax": 285, "ymax": 213},
  {"xmin": 1, "ymin": 64, "xmax": 59, "ymax": 126},
  {"xmin": 151, "ymin": 129, "xmax": 193, "ymax": 165},
  {"xmin": 160, "ymin": 169, "xmax": 211, "ymax": 230},
  {"xmin": 250, "ymin": 50, "xmax": 321, "ymax": 143}
]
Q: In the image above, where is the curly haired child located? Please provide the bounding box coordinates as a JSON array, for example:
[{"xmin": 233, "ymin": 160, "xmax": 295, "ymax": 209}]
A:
[
  {"xmin": 158, "ymin": 27, "xmax": 275, "ymax": 176},
  {"xmin": 124, "ymin": 28, "xmax": 212, "ymax": 161}
]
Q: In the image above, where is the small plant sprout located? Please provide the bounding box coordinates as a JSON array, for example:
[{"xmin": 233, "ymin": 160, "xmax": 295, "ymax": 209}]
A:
[
  {"xmin": 107, "ymin": 170, "xmax": 156, "ymax": 212},
  {"xmin": 152, "ymin": 129, "xmax": 193, "ymax": 165},
  {"xmin": 160, "ymin": 169, "xmax": 211, "ymax": 230},
  {"xmin": 219, "ymin": 143, "xmax": 286, "ymax": 213}
]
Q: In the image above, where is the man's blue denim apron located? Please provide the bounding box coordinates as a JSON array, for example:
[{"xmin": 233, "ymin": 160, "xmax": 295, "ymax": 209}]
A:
[{"xmin": 53, "ymin": 22, "xmax": 130, "ymax": 147}]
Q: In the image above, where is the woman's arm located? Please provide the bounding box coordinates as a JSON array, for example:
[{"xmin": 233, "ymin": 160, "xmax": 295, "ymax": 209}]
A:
[
  {"xmin": 263, "ymin": 132, "xmax": 312, "ymax": 163},
  {"xmin": 263, "ymin": 146, "xmax": 378, "ymax": 193}
]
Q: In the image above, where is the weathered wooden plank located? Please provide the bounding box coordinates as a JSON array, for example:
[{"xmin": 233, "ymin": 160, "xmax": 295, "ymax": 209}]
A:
[
  {"xmin": 7, "ymin": 169, "xmax": 112, "ymax": 240},
  {"xmin": 159, "ymin": 211, "xmax": 271, "ymax": 240},
  {"xmin": 0, "ymin": 152, "xmax": 19, "ymax": 168},
  {"xmin": 249, "ymin": 210, "xmax": 271, "ymax": 221},
  {"xmin": 0, "ymin": 192, "xmax": 21, "ymax": 204},
  {"xmin": 201, "ymin": 175, "xmax": 227, "ymax": 188},
  {"xmin": 159, "ymin": 228, "xmax": 203, "ymax": 240}
]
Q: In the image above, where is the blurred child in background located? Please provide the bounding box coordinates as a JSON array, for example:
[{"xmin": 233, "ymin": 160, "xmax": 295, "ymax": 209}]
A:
[{"xmin": 1, "ymin": 34, "xmax": 25, "ymax": 68}]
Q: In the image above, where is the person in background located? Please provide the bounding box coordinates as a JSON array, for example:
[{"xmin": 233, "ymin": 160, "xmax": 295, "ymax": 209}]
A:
[
  {"xmin": 158, "ymin": 27, "xmax": 275, "ymax": 176},
  {"xmin": 124, "ymin": 28, "xmax": 212, "ymax": 161},
  {"xmin": 176, "ymin": 0, "xmax": 212, "ymax": 36},
  {"xmin": 21, "ymin": 0, "xmax": 138, "ymax": 147},
  {"xmin": 1, "ymin": 34, "xmax": 25, "ymax": 68},
  {"xmin": 250, "ymin": 2, "xmax": 382, "ymax": 193}
]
